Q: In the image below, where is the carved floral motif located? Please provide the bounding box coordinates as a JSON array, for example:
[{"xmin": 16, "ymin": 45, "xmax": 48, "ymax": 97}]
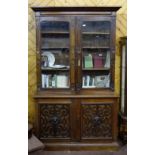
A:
[
  {"xmin": 82, "ymin": 104, "xmax": 112, "ymax": 138},
  {"xmin": 40, "ymin": 104, "xmax": 70, "ymax": 138}
]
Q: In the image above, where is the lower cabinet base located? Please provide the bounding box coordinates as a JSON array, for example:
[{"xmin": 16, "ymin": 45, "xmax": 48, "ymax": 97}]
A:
[
  {"xmin": 44, "ymin": 142, "xmax": 120, "ymax": 151},
  {"xmin": 35, "ymin": 96, "xmax": 119, "ymax": 151}
]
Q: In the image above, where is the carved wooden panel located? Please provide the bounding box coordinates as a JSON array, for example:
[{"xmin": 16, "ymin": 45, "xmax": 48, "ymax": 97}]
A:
[
  {"xmin": 81, "ymin": 103, "xmax": 112, "ymax": 138},
  {"xmin": 39, "ymin": 104, "xmax": 70, "ymax": 138}
]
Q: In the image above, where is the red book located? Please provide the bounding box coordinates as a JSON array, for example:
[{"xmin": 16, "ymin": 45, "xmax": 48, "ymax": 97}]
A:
[{"xmin": 93, "ymin": 54, "xmax": 103, "ymax": 68}]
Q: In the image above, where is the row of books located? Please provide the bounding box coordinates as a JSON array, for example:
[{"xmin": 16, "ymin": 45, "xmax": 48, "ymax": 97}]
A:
[
  {"xmin": 82, "ymin": 74, "xmax": 110, "ymax": 88},
  {"xmin": 83, "ymin": 52, "xmax": 110, "ymax": 68},
  {"xmin": 42, "ymin": 74, "xmax": 69, "ymax": 88}
]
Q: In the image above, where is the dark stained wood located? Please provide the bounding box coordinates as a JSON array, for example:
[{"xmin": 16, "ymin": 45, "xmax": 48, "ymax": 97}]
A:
[
  {"xmin": 82, "ymin": 68, "xmax": 110, "ymax": 71},
  {"xmin": 119, "ymin": 37, "xmax": 127, "ymax": 116},
  {"xmin": 34, "ymin": 94, "xmax": 118, "ymax": 99},
  {"xmin": 44, "ymin": 142, "xmax": 120, "ymax": 151},
  {"xmin": 119, "ymin": 37, "xmax": 127, "ymax": 144},
  {"xmin": 39, "ymin": 104, "xmax": 71, "ymax": 138},
  {"xmin": 32, "ymin": 6, "xmax": 121, "ymax": 12},
  {"xmin": 119, "ymin": 112, "xmax": 127, "ymax": 144},
  {"xmin": 32, "ymin": 6, "xmax": 120, "ymax": 151}
]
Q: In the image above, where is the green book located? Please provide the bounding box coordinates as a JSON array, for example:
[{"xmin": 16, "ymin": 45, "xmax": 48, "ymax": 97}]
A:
[
  {"xmin": 84, "ymin": 54, "xmax": 93, "ymax": 68},
  {"xmin": 52, "ymin": 74, "xmax": 57, "ymax": 88}
]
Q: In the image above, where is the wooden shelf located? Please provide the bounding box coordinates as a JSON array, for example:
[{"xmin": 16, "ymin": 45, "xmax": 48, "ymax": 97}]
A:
[
  {"xmin": 82, "ymin": 32, "xmax": 110, "ymax": 35},
  {"xmin": 83, "ymin": 46, "xmax": 110, "ymax": 49},
  {"xmin": 41, "ymin": 47, "xmax": 69, "ymax": 50},
  {"xmin": 82, "ymin": 86, "xmax": 109, "ymax": 89},
  {"xmin": 41, "ymin": 67, "xmax": 70, "ymax": 71},
  {"xmin": 41, "ymin": 31, "xmax": 69, "ymax": 34},
  {"xmin": 82, "ymin": 68, "xmax": 110, "ymax": 71}
]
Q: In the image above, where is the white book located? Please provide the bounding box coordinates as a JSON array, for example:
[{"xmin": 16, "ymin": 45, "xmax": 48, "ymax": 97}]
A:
[
  {"xmin": 104, "ymin": 52, "xmax": 110, "ymax": 68},
  {"xmin": 42, "ymin": 74, "xmax": 45, "ymax": 88},
  {"xmin": 45, "ymin": 75, "xmax": 49, "ymax": 88},
  {"xmin": 82, "ymin": 76, "xmax": 85, "ymax": 87},
  {"xmin": 86, "ymin": 75, "xmax": 90, "ymax": 87},
  {"xmin": 57, "ymin": 75, "xmax": 68, "ymax": 88},
  {"xmin": 105, "ymin": 74, "xmax": 110, "ymax": 88},
  {"xmin": 92, "ymin": 77, "xmax": 95, "ymax": 86}
]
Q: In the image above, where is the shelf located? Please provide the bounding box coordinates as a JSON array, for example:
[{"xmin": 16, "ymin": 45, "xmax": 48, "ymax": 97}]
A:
[
  {"xmin": 82, "ymin": 32, "xmax": 110, "ymax": 35},
  {"xmin": 41, "ymin": 31, "xmax": 69, "ymax": 34},
  {"xmin": 41, "ymin": 87, "xmax": 70, "ymax": 89},
  {"xmin": 41, "ymin": 67, "xmax": 70, "ymax": 71},
  {"xmin": 82, "ymin": 86, "xmax": 96, "ymax": 88},
  {"xmin": 41, "ymin": 47, "xmax": 69, "ymax": 50},
  {"xmin": 82, "ymin": 86, "xmax": 109, "ymax": 89},
  {"xmin": 82, "ymin": 46, "xmax": 110, "ymax": 49},
  {"xmin": 82, "ymin": 68, "xmax": 110, "ymax": 71}
]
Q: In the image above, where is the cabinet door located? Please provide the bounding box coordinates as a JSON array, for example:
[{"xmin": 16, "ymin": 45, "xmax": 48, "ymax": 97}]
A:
[
  {"xmin": 81, "ymin": 99, "xmax": 117, "ymax": 141},
  {"xmin": 37, "ymin": 16, "xmax": 75, "ymax": 90},
  {"xmin": 38, "ymin": 100, "xmax": 72, "ymax": 141},
  {"xmin": 76, "ymin": 16, "xmax": 115, "ymax": 91}
]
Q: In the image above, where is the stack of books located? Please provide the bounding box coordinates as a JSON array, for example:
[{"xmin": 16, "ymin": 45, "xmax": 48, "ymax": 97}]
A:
[
  {"xmin": 82, "ymin": 74, "xmax": 110, "ymax": 88},
  {"xmin": 94, "ymin": 74, "xmax": 110, "ymax": 88},
  {"xmin": 82, "ymin": 75, "xmax": 95, "ymax": 88},
  {"xmin": 42, "ymin": 74, "xmax": 69, "ymax": 88},
  {"xmin": 83, "ymin": 52, "xmax": 111, "ymax": 69}
]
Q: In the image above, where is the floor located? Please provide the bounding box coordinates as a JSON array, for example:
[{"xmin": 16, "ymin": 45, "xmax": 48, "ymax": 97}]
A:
[{"xmin": 29, "ymin": 145, "xmax": 127, "ymax": 155}]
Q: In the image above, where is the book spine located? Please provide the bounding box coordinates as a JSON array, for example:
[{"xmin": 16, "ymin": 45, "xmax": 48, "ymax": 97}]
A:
[
  {"xmin": 82, "ymin": 76, "xmax": 85, "ymax": 87},
  {"xmin": 87, "ymin": 75, "xmax": 90, "ymax": 87},
  {"xmin": 92, "ymin": 77, "xmax": 95, "ymax": 86},
  {"xmin": 41, "ymin": 74, "xmax": 45, "ymax": 88},
  {"xmin": 105, "ymin": 52, "xmax": 110, "ymax": 68},
  {"xmin": 45, "ymin": 75, "xmax": 49, "ymax": 88},
  {"xmin": 52, "ymin": 74, "xmax": 57, "ymax": 88},
  {"xmin": 48, "ymin": 75, "xmax": 52, "ymax": 88}
]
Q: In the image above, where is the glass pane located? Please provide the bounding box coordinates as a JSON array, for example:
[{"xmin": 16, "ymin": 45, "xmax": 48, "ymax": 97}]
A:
[
  {"xmin": 82, "ymin": 21, "xmax": 110, "ymax": 48},
  {"xmin": 41, "ymin": 34, "xmax": 69, "ymax": 49},
  {"xmin": 41, "ymin": 21, "xmax": 69, "ymax": 32},
  {"xmin": 40, "ymin": 21, "xmax": 70, "ymax": 89},
  {"xmin": 82, "ymin": 35, "xmax": 110, "ymax": 47},
  {"xmin": 81, "ymin": 21, "xmax": 111, "ymax": 88},
  {"xmin": 82, "ymin": 21, "xmax": 110, "ymax": 33}
]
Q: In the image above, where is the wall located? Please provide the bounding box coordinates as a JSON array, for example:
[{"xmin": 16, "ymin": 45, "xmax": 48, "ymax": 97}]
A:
[{"xmin": 28, "ymin": 0, "xmax": 127, "ymax": 123}]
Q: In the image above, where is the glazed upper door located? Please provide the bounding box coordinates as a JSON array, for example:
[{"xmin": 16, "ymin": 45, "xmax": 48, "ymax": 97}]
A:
[
  {"xmin": 38, "ymin": 16, "xmax": 75, "ymax": 90},
  {"xmin": 76, "ymin": 16, "xmax": 115, "ymax": 91}
]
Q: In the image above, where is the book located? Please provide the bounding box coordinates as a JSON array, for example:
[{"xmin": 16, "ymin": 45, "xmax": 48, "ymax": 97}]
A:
[
  {"xmin": 42, "ymin": 74, "xmax": 45, "ymax": 88},
  {"xmin": 48, "ymin": 75, "xmax": 53, "ymax": 88},
  {"xmin": 84, "ymin": 76, "xmax": 87, "ymax": 86},
  {"xmin": 84, "ymin": 54, "xmax": 93, "ymax": 68},
  {"xmin": 82, "ymin": 76, "xmax": 85, "ymax": 87},
  {"xmin": 94, "ymin": 74, "xmax": 110, "ymax": 88},
  {"xmin": 104, "ymin": 52, "xmax": 110, "ymax": 68},
  {"xmin": 52, "ymin": 74, "xmax": 57, "ymax": 87},
  {"xmin": 105, "ymin": 74, "xmax": 110, "ymax": 88},
  {"xmin": 56, "ymin": 75, "xmax": 68, "ymax": 88},
  {"xmin": 82, "ymin": 75, "xmax": 95, "ymax": 87},
  {"xmin": 86, "ymin": 75, "xmax": 90, "ymax": 87},
  {"xmin": 93, "ymin": 53, "xmax": 103, "ymax": 68},
  {"xmin": 45, "ymin": 75, "xmax": 49, "ymax": 88}
]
